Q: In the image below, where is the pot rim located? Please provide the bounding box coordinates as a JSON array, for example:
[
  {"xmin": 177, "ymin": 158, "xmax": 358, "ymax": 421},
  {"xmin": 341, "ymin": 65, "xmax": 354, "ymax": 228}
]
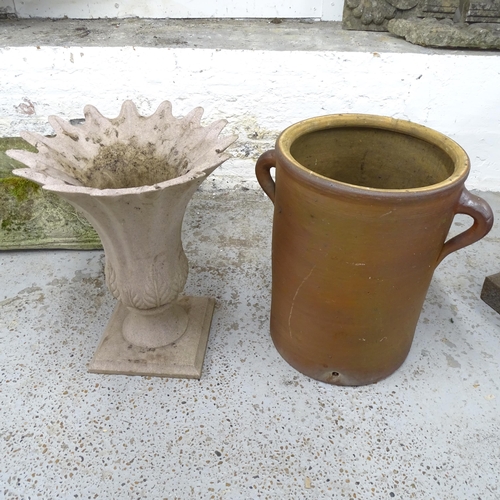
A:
[{"xmin": 276, "ymin": 113, "xmax": 470, "ymax": 198}]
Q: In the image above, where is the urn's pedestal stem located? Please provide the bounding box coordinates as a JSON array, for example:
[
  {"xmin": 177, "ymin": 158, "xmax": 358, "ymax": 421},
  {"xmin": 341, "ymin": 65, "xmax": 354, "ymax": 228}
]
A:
[{"xmin": 122, "ymin": 302, "xmax": 189, "ymax": 348}]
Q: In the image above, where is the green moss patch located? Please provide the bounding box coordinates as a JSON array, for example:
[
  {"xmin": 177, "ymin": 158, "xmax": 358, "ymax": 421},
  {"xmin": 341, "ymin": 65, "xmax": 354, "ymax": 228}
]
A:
[{"xmin": 0, "ymin": 176, "xmax": 40, "ymax": 202}]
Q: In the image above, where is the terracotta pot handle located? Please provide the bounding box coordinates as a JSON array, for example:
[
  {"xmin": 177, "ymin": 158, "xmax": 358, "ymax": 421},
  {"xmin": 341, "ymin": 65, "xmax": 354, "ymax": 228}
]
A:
[
  {"xmin": 255, "ymin": 149, "xmax": 276, "ymax": 204},
  {"xmin": 437, "ymin": 188, "xmax": 494, "ymax": 265}
]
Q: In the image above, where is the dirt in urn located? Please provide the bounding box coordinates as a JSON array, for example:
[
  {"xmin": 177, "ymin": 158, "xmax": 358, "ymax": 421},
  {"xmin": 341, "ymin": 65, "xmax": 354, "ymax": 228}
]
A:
[{"xmin": 80, "ymin": 142, "xmax": 190, "ymax": 189}]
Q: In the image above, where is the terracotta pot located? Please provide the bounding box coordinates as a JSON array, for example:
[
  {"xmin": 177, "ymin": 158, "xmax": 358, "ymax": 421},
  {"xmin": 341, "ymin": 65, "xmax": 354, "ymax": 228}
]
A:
[{"xmin": 256, "ymin": 114, "xmax": 493, "ymax": 386}]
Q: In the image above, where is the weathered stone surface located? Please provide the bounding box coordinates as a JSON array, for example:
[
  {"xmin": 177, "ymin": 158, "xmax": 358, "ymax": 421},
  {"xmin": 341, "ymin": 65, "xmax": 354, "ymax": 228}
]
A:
[
  {"xmin": 342, "ymin": 0, "xmax": 415, "ymax": 32},
  {"xmin": 388, "ymin": 17, "xmax": 500, "ymax": 48},
  {"xmin": 0, "ymin": 137, "xmax": 101, "ymax": 250},
  {"xmin": 466, "ymin": 0, "xmax": 500, "ymax": 23},
  {"xmin": 422, "ymin": 0, "xmax": 458, "ymax": 16},
  {"xmin": 343, "ymin": 0, "xmax": 500, "ymax": 31},
  {"xmin": 481, "ymin": 272, "xmax": 500, "ymax": 314}
]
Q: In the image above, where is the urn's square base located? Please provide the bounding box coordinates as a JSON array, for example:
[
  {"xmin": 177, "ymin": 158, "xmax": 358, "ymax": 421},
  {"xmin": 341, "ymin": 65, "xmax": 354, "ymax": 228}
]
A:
[{"xmin": 88, "ymin": 296, "xmax": 215, "ymax": 379}]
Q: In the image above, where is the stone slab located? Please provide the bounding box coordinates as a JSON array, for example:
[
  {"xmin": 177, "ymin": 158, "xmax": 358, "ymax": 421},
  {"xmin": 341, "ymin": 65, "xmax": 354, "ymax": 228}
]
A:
[
  {"xmin": 87, "ymin": 296, "xmax": 215, "ymax": 378},
  {"xmin": 388, "ymin": 17, "xmax": 500, "ymax": 49},
  {"xmin": 480, "ymin": 272, "xmax": 500, "ymax": 313},
  {"xmin": 0, "ymin": 136, "xmax": 102, "ymax": 250}
]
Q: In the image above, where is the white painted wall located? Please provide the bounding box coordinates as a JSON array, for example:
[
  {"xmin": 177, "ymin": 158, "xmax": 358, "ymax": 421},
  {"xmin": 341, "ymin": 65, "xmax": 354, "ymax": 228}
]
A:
[
  {"xmin": 0, "ymin": 0, "xmax": 14, "ymax": 16},
  {"xmin": 1, "ymin": 0, "xmax": 343, "ymax": 20},
  {"xmin": 1, "ymin": 46, "xmax": 499, "ymax": 191}
]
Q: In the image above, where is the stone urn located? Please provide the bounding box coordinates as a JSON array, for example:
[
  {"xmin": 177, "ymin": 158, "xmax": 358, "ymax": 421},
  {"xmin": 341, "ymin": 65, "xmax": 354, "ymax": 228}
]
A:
[
  {"xmin": 256, "ymin": 114, "xmax": 493, "ymax": 386},
  {"xmin": 7, "ymin": 100, "xmax": 236, "ymax": 378}
]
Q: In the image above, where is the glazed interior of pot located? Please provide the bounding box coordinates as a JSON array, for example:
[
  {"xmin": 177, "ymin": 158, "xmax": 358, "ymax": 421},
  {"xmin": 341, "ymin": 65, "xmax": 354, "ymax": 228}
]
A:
[{"xmin": 290, "ymin": 127, "xmax": 455, "ymax": 189}]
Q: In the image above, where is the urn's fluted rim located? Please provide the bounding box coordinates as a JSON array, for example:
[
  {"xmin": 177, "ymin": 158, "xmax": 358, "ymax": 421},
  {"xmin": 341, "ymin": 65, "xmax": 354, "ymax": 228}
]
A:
[
  {"xmin": 276, "ymin": 113, "xmax": 470, "ymax": 199},
  {"xmin": 6, "ymin": 99, "xmax": 237, "ymax": 196},
  {"xmin": 11, "ymin": 167, "xmax": 211, "ymax": 197}
]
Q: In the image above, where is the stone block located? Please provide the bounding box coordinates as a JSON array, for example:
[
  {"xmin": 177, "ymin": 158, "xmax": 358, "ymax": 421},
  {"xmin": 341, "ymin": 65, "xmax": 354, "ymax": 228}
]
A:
[
  {"xmin": 481, "ymin": 272, "xmax": 500, "ymax": 313},
  {"xmin": 0, "ymin": 136, "xmax": 101, "ymax": 250}
]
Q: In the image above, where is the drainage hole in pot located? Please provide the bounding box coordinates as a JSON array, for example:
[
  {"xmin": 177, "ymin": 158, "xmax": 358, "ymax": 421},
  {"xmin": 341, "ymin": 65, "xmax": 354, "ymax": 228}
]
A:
[{"xmin": 331, "ymin": 371, "xmax": 340, "ymax": 377}]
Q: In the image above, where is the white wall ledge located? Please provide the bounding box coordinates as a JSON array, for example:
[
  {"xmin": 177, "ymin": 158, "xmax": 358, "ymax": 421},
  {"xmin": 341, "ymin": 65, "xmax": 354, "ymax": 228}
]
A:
[
  {"xmin": 1, "ymin": 18, "xmax": 499, "ymax": 191},
  {"xmin": 1, "ymin": 18, "xmax": 498, "ymax": 55}
]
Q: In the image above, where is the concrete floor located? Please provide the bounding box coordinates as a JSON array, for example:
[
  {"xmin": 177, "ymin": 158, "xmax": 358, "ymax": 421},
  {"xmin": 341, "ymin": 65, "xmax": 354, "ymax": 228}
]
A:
[{"xmin": 1, "ymin": 188, "xmax": 499, "ymax": 499}]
